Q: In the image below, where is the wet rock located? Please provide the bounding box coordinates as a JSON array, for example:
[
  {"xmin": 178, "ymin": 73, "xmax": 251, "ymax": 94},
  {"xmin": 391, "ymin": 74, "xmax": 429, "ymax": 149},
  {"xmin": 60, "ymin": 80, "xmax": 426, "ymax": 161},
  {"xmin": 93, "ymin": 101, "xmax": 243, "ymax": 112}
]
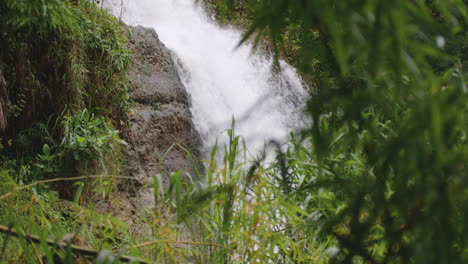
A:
[
  {"xmin": 94, "ymin": 26, "xmax": 202, "ymax": 238},
  {"xmin": 121, "ymin": 25, "xmax": 202, "ymax": 208}
]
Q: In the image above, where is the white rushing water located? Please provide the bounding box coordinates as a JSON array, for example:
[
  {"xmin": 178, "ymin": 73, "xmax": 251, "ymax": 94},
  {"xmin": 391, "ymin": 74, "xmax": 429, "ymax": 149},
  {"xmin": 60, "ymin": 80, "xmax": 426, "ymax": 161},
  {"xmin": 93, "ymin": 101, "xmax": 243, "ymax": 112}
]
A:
[{"xmin": 105, "ymin": 0, "xmax": 309, "ymax": 155}]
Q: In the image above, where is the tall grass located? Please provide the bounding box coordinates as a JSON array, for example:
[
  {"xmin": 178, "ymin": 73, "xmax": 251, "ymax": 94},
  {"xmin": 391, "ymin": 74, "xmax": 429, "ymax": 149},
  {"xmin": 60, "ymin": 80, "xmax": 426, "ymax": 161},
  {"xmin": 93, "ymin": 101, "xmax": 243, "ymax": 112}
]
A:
[
  {"xmin": 0, "ymin": 127, "xmax": 341, "ymax": 263},
  {"xmin": 139, "ymin": 128, "xmax": 339, "ymax": 263}
]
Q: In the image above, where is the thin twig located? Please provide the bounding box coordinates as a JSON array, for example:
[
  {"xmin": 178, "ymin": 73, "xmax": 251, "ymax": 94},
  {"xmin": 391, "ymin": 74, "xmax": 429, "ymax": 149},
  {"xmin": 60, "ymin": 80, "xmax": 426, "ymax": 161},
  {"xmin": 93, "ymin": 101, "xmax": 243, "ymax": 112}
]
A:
[
  {"xmin": 0, "ymin": 224, "xmax": 148, "ymax": 263},
  {"xmin": 28, "ymin": 237, "xmax": 45, "ymax": 264},
  {"xmin": 0, "ymin": 175, "xmax": 135, "ymax": 201},
  {"xmin": 130, "ymin": 240, "xmax": 233, "ymax": 251}
]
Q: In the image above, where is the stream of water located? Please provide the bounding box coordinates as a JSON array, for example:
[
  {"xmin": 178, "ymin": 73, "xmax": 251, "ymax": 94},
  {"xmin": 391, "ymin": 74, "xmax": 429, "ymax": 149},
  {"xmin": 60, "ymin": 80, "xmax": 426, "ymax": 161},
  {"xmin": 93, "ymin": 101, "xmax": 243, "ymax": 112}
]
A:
[{"xmin": 105, "ymin": 0, "xmax": 309, "ymax": 155}]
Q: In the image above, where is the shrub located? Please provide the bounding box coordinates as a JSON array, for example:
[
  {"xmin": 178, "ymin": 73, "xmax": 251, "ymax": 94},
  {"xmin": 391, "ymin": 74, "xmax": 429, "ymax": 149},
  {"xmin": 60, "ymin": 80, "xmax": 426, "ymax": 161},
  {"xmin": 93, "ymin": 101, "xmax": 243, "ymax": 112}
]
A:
[{"xmin": 37, "ymin": 109, "xmax": 126, "ymax": 176}]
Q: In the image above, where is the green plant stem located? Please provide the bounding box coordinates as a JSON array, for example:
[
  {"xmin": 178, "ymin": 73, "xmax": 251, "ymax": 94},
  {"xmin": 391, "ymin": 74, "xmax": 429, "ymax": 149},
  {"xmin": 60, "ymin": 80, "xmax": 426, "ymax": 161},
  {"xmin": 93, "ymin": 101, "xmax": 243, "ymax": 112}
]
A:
[
  {"xmin": 0, "ymin": 175, "xmax": 135, "ymax": 201},
  {"xmin": 128, "ymin": 239, "xmax": 233, "ymax": 251}
]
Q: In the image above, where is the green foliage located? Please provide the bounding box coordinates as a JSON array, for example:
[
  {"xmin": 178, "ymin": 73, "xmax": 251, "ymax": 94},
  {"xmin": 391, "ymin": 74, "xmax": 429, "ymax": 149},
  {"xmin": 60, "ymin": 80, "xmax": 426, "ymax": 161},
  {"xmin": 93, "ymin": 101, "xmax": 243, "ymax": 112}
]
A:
[
  {"xmin": 37, "ymin": 109, "xmax": 126, "ymax": 177},
  {"xmin": 207, "ymin": 0, "xmax": 468, "ymax": 263},
  {"xmin": 121, "ymin": 129, "xmax": 335, "ymax": 263},
  {"xmin": 60, "ymin": 109, "xmax": 125, "ymax": 165},
  {"xmin": 3, "ymin": 0, "xmax": 75, "ymax": 33},
  {"xmin": 0, "ymin": 0, "xmax": 467, "ymax": 263},
  {"xmin": 202, "ymin": 0, "xmax": 310, "ymax": 70},
  {"xmin": 0, "ymin": 1, "xmax": 130, "ymax": 213},
  {"xmin": 0, "ymin": 130, "xmax": 338, "ymax": 263},
  {"xmin": 0, "ymin": 0, "xmax": 130, "ymax": 164},
  {"xmin": 0, "ymin": 168, "xmax": 138, "ymax": 263},
  {"xmin": 0, "ymin": 2, "xmax": 134, "ymax": 262}
]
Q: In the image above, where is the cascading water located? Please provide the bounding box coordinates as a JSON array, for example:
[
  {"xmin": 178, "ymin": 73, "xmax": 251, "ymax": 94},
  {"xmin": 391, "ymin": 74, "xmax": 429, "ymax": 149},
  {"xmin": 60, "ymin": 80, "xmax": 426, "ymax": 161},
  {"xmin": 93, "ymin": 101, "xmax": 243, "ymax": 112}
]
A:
[{"xmin": 105, "ymin": 0, "xmax": 309, "ymax": 155}]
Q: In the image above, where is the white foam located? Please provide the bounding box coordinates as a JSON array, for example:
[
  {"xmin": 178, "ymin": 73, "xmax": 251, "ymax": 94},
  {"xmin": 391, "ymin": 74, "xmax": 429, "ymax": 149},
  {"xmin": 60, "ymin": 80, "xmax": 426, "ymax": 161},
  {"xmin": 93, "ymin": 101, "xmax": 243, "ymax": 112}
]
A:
[{"xmin": 105, "ymin": 0, "xmax": 309, "ymax": 154}]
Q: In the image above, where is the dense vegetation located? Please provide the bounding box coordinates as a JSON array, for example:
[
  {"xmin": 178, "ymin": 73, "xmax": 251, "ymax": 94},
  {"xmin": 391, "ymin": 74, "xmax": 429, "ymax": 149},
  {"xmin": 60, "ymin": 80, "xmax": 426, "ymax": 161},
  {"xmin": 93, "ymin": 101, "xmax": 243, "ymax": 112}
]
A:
[
  {"xmin": 0, "ymin": 1, "xmax": 133, "ymax": 262},
  {"xmin": 203, "ymin": 0, "xmax": 468, "ymax": 263},
  {"xmin": 0, "ymin": 0, "xmax": 130, "ymax": 179},
  {"xmin": 0, "ymin": 0, "xmax": 467, "ymax": 263}
]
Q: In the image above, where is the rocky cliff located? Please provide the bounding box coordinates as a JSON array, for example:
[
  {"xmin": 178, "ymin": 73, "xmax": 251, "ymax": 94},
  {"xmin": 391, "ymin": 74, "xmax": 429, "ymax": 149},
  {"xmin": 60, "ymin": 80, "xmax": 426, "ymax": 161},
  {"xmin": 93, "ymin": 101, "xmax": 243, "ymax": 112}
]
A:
[
  {"xmin": 96, "ymin": 26, "xmax": 202, "ymax": 223},
  {"xmin": 124, "ymin": 25, "xmax": 202, "ymax": 201}
]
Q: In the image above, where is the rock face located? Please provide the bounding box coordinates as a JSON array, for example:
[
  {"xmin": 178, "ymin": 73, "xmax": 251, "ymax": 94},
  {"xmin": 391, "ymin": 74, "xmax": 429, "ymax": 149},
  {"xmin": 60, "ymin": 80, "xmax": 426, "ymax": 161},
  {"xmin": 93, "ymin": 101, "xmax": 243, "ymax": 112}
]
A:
[
  {"xmin": 96, "ymin": 26, "xmax": 202, "ymax": 227},
  {"xmin": 122, "ymin": 25, "xmax": 202, "ymax": 206}
]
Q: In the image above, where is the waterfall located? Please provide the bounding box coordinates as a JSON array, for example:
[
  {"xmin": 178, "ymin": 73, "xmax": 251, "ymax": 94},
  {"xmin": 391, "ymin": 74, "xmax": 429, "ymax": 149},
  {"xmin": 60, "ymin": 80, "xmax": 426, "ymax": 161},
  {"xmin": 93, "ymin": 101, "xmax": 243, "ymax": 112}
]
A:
[{"xmin": 105, "ymin": 0, "xmax": 309, "ymax": 155}]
